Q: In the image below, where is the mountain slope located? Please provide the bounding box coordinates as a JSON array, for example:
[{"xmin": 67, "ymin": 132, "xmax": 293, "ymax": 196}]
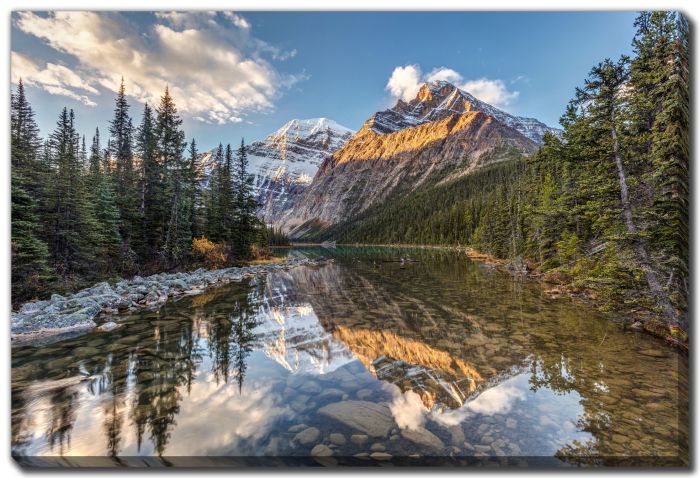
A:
[
  {"xmin": 369, "ymin": 80, "xmax": 560, "ymax": 143},
  {"xmin": 198, "ymin": 118, "xmax": 353, "ymax": 224},
  {"xmin": 279, "ymin": 82, "xmax": 552, "ymax": 236}
]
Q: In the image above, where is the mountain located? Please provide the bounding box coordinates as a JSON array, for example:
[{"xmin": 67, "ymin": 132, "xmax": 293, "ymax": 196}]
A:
[
  {"xmin": 369, "ymin": 80, "xmax": 560, "ymax": 144},
  {"xmin": 198, "ymin": 118, "xmax": 354, "ymax": 224},
  {"xmin": 278, "ymin": 81, "xmax": 558, "ymax": 236}
]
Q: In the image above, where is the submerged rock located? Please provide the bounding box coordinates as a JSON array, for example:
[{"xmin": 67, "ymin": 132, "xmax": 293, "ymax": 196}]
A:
[
  {"xmin": 310, "ymin": 444, "xmax": 334, "ymax": 457},
  {"xmin": 401, "ymin": 427, "xmax": 444, "ymax": 451},
  {"xmin": 294, "ymin": 427, "xmax": 320, "ymax": 446},
  {"xmin": 317, "ymin": 400, "xmax": 394, "ymax": 437}
]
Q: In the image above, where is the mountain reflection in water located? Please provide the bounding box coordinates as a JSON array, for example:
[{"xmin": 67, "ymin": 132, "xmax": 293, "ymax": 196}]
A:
[{"xmin": 11, "ymin": 247, "xmax": 688, "ymax": 466}]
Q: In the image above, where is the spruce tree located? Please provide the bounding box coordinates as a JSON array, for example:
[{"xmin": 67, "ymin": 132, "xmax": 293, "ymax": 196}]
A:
[
  {"xmin": 46, "ymin": 108, "xmax": 97, "ymax": 276},
  {"xmin": 232, "ymin": 139, "xmax": 258, "ymax": 259},
  {"xmin": 109, "ymin": 78, "xmax": 140, "ymax": 250},
  {"xmin": 137, "ymin": 103, "xmax": 163, "ymax": 259},
  {"xmin": 187, "ymin": 139, "xmax": 201, "ymax": 240},
  {"xmin": 155, "ymin": 87, "xmax": 190, "ymax": 265},
  {"xmin": 11, "ymin": 80, "xmax": 52, "ymax": 302},
  {"xmin": 206, "ymin": 144, "xmax": 225, "ymax": 242}
]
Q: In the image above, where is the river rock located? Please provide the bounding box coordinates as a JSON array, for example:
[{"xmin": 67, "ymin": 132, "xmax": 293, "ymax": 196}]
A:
[
  {"xmin": 401, "ymin": 427, "xmax": 444, "ymax": 451},
  {"xmin": 97, "ymin": 321, "xmax": 120, "ymax": 332},
  {"xmin": 310, "ymin": 444, "xmax": 334, "ymax": 457},
  {"xmin": 318, "ymin": 401, "xmax": 394, "ymax": 437},
  {"xmin": 329, "ymin": 433, "xmax": 346, "ymax": 446},
  {"xmin": 287, "ymin": 424, "xmax": 307, "ymax": 433},
  {"xmin": 294, "ymin": 427, "xmax": 321, "ymax": 446},
  {"xmin": 370, "ymin": 443, "xmax": 386, "ymax": 452},
  {"xmin": 370, "ymin": 452, "xmax": 392, "ymax": 461}
]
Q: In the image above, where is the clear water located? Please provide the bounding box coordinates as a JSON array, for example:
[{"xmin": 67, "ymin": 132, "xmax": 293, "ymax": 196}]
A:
[{"xmin": 11, "ymin": 247, "xmax": 688, "ymax": 467}]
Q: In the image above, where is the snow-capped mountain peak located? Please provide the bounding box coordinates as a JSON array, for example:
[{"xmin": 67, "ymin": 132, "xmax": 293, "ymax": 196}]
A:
[
  {"xmin": 367, "ymin": 80, "xmax": 560, "ymax": 144},
  {"xmin": 197, "ymin": 118, "xmax": 354, "ymax": 224}
]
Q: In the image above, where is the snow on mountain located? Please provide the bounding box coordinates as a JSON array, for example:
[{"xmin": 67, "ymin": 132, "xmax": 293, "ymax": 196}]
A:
[
  {"xmin": 198, "ymin": 118, "xmax": 354, "ymax": 224},
  {"xmin": 368, "ymin": 80, "xmax": 560, "ymax": 144}
]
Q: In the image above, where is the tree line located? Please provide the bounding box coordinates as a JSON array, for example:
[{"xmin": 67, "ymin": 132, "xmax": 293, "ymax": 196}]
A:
[
  {"xmin": 314, "ymin": 12, "xmax": 688, "ymax": 332},
  {"xmin": 11, "ymin": 79, "xmax": 267, "ymax": 305}
]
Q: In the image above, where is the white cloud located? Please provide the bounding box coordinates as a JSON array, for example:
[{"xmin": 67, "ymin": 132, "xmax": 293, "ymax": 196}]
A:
[
  {"xmin": 461, "ymin": 78, "xmax": 519, "ymax": 109},
  {"xmin": 386, "ymin": 64, "xmax": 423, "ymax": 102},
  {"xmin": 11, "ymin": 51, "xmax": 98, "ymax": 106},
  {"xmin": 386, "ymin": 64, "xmax": 519, "ymax": 109},
  {"xmin": 13, "ymin": 11, "xmax": 302, "ymax": 122},
  {"xmin": 223, "ymin": 12, "xmax": 251, "ymax": 30}
]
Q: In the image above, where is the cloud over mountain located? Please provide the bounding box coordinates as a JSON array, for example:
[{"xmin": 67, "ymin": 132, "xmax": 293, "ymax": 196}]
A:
[{"xmin": 386, "ymin": 64, "xmax": 519, "ymax": 110}]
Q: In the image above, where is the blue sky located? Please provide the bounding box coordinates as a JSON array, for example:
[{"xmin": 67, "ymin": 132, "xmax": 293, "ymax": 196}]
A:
[{"xmin": 11, "ymin": 11, "xmax": 637, "ymax": 150}]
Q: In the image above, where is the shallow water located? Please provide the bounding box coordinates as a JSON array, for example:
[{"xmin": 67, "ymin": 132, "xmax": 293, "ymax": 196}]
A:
[{"xmin": 11, "ymin": 247, "xmax": 688, "ymax": 467}]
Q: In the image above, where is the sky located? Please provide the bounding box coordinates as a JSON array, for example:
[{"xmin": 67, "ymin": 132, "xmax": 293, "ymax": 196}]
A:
[{"xmin": 11, "ymin": 11, "xmax": 638, "ymax": 151}]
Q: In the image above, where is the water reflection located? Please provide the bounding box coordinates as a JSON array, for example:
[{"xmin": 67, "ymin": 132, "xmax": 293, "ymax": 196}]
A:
[{"xmin": 11, "ymin": 247, "xmax": 688, "ymax": 466}]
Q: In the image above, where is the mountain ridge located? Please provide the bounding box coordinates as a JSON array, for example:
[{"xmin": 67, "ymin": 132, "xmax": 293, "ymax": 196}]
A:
[{"xmin": 277, "ymin": 81, "xmax": 551, "ymax": 236}]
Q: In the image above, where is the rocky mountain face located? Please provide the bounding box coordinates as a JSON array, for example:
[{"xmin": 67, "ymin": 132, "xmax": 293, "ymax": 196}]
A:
[
  {"xmin": 278, "ymin": 81, "xmax": 557, "ymax": 236},
  {"xmin": 198, "ymin": 118, "xmax": 353, "ymax": 224},
  {"xmin": 369, "ymin": 80, "xmax": 559, "ymax": 144}
]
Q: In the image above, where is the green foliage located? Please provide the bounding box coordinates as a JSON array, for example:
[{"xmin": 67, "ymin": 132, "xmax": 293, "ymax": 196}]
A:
[{"xmin": 11, "ymin": 81, "xmax": 263, "ymax": 306}]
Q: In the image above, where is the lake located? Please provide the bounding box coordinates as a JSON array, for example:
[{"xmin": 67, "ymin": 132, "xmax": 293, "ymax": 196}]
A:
[{"xmin": 10, "ymin": 247, "xmax": 688, "ymax": 467}]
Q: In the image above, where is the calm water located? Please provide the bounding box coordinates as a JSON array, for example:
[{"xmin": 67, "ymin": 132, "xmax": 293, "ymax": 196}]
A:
[{"xmin": 11, "ymin": 247, "xmax": 688, "ymax": 467}]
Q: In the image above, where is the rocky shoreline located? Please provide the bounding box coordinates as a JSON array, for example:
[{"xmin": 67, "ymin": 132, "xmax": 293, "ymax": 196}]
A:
[{"xmin": 11, "ymin": 256, "xmax": 326, "ymax": 344}]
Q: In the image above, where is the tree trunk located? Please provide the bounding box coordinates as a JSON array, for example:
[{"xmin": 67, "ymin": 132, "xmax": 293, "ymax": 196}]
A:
[{"xmin": 610, "ymin": 120, "xmax": 678, "ymax": 326}]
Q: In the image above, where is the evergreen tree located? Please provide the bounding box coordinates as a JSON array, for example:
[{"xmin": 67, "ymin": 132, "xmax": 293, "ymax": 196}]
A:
[
  {"xmin": 155, "ymin": 87, "xmax": 189, "ymax": 265},
  {"xmin": 11, "ymin": 80, "xmax": 52, "ymax": 301},
  {"xmin": 109, "ymin": 78, "xmax": 140, "ymax": 249},
  {"xmin": 232, "ymin": 139, "xmax": 259, "ymax": 259},
  {"xmin": 88, "ymin": 128, "xmax": 102, "ymax": 177},
  {"xmin": 573, "ymin": 57, "xmax": 677, "ymax": 325},
  {"xmin": 46, "ymin": 108, "xmax": 97, "ymax": 276},
  {"xmin": 206, "ymin": 144, "xmax": 225, "ymax": 242},
  {"xmin": 186, "ymin": 139, "xmax": 201, "ymax": 240},
  {"xmin": 137, "ymin": 103, "xmax": 163, "ymax": 259}
]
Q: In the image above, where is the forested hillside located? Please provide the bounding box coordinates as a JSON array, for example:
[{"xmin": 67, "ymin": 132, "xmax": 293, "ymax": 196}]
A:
[
  {"xmin": 11, "ymin": 80, "xmax": 271, "ymax": 305},
  {"xmin": 312, "ymin": 12, "xmax": 689, "ymax": 331}
]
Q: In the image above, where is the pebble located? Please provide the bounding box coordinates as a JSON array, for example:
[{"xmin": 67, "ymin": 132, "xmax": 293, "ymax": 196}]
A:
[
  {"xmin": 294, "ymin": 427, "xmax": 320, "ymax": 446},
  {"xmin": 329, "ymin": 433, "xmax": 346, "ymax": 446},
  {"xmin": 310, "ymin": 444, "xmax": 334, "ymax": 457}
]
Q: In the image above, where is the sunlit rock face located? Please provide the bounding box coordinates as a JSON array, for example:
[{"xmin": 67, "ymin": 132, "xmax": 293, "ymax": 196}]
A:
[
  {"xmin": 197, "ymin": 118, "xmax": 353, "ymax": 224},
  {"xmin": 279, "ymin": 82, "xmax": 557, "ymax": 236}
]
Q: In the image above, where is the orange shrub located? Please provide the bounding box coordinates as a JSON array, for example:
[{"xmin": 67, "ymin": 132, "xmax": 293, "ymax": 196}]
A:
[{"xmin": 192, "ymin": 237, "xmax": 229, "ymax": 269}]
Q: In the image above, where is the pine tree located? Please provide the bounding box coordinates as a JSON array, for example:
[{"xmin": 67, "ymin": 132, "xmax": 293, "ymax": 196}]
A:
[
  {"xmin": 186, "ymin": 139, "xmax": 201, "ymax": 240},
  {"xmin": 11, "ymin": 80, "xmax": 52, "ymax": 302},
  {"xmin": 232, "ymin": 139, "xmax": 259, "ymax": 259},
  {"xmin": 91, "ymin": 173, "xmax": 123, "ymax": 271},
  {"xmin": 137, "ymin": 103, "xmax": 163, "ymax": 259},
  {"xmin": 155, "ymin": 87, "xmax": 190, "ymax": 265},
  {"xmin": 88, "ymin": 127, "xmax": 102, "ymax": 177},
  {"xmin": 109, "ymin": 78, "xmax": 140, "ymax": 250},
  {"xmin": 206, "ymin": 144, "xmax": 225, "ymax": 242},
  {"xmin": 629, "ymin": 11, "xmax": 689, "ymax": 320},
  {"xmin": 46, "ymin": 108, "xmax": 97, "ymax": 277}
]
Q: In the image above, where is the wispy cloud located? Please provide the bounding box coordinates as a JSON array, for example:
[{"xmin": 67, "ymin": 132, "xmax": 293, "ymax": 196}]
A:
[
  {"xmin": 12, "ymin": 11, "xmax": 304, "ymax": 123},
  {"xmin": 387, "ymin": 64, "xmax": 519, "ymax": 109},
  {"xmin": 11, "ymin": 51, "xmax": 98, "ymax": 106}
]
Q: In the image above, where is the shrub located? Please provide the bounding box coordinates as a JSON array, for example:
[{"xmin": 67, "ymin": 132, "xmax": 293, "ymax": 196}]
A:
[{"xmin": 192, "ymin": 237, "xmax": 229, "ymax": 269}]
